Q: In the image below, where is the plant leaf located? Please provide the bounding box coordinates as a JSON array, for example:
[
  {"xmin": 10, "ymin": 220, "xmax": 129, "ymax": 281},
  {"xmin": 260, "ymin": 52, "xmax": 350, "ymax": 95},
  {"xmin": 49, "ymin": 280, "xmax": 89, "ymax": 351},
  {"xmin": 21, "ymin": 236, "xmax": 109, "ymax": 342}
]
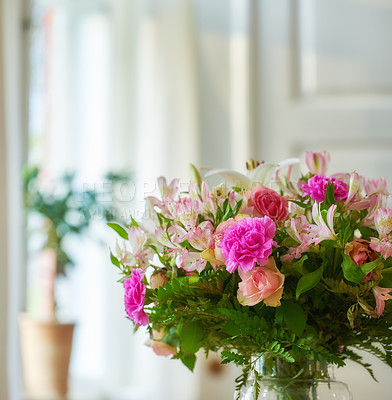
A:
[
  {"xmin": 281, "ymin": 301, "xmax": 307, "ymax": 337},
  {"xmin": 341, "ymin": 254, "xmax": 364, "ymax": 284},
  {"xmin": 107, "ymin": 223, "xmax": 128, "ymax": 239},
  {"xmin": 110, "ymin": 251, "xmax": 121, "ymax": 269},
  {"xmin": 180, "ymin": 353, "xmax": 196, "ymax": 371},
  {"xmin": 180, "ymin": 320, "xmax": 205, "ymax": 354},
  {"xmin": 296, "ymin": 265, "xmax": 324, "ymax": 299}
]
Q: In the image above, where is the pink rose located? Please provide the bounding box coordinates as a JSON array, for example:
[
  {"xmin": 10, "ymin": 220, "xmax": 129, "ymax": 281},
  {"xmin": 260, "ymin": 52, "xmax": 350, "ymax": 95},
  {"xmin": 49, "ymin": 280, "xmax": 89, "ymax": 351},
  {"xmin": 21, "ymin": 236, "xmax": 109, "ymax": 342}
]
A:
[
  {"xmin": 219, "ymin": 217, "xmax": 276, "ymax": 273},
  {"xmin": 250, "ymin": 185, "xmax": 289, "ymax": 223},
  {"xmin": 124, "ymin": 268, "xmax": 149, "ymax": 326},
  {"xmin": 344, "ymin": 238, "xmax": 378, "ymax": 266},
  {"xmin": 237, "ymin": 257, "xmax": 284, "ymax": 307}
]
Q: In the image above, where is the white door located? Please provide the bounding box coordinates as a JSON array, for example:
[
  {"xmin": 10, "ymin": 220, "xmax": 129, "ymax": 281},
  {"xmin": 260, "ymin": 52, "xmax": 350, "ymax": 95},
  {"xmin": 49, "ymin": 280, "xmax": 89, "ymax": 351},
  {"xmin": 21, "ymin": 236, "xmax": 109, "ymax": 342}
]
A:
[{"xmin": 254, "ymin": 1, "xmax": 392, "ymax": 399}]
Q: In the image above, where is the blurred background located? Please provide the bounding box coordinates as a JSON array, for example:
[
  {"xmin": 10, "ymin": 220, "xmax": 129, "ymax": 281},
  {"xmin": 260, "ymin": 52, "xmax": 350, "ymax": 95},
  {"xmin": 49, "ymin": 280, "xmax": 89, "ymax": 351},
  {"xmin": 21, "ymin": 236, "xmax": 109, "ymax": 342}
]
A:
[{"xmin": 2, "ymin": 0, "xmax": 392, "ymax": 399}]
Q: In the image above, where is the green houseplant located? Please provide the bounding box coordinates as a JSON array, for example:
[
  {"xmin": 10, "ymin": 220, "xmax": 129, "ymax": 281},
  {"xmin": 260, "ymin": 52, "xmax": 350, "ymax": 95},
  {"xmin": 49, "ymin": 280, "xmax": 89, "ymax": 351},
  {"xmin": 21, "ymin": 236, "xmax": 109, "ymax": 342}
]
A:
[{"xmin": 21, "ymin": 166, "xmax": 127, "ymax": 399}]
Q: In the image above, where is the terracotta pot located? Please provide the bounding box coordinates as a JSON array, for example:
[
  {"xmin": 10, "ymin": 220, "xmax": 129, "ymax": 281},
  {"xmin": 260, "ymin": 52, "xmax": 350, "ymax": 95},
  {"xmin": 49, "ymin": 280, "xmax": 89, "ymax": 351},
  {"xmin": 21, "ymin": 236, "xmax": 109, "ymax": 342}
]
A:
[{"xmin": 19, "ymin": 313, "xmax": 74, "ymax": 399}]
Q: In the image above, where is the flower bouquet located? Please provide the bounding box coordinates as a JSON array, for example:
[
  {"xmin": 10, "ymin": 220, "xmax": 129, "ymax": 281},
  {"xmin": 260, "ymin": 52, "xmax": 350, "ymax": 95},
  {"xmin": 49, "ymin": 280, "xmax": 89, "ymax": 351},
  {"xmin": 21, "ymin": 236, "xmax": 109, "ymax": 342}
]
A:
[{"xmin": 109, "ymin": 152, "xmax": 392, "ymax": 399}]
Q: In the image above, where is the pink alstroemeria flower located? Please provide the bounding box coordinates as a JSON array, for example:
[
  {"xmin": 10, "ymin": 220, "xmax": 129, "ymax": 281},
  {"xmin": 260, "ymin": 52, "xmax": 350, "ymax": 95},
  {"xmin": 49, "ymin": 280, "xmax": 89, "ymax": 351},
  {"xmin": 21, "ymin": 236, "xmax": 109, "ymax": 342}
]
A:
[
  {"xmin": 364, "ymin": 177, "xmax": 389, "ymax": 196},
  {"xmin": 167, "ymin": 223, "xmax": 188, "ymax": 244},
  {"xmin": 369, "ymin": 208, "xmax": 392, "ymax": 258},
  {"xmin": 177, "ymin": 250, "xmax": 207, "ymax": 273},
  {"xmin": 200, "ymin": 181, "xmax": 217, "ymax": 215},
  {"xmin": 345, "ymin": 171, "xmax": 363, "ymax": 204},
  {"xmin": 189, "ymin": 181, "xmax": 217, "ymax": 216},
  {"xmin": 128, "ymin": 226, "xmax": 147, "ymax": 256},
  {"xmin": 305, "ymin": 151, "xmax": 330, "ymax": 176},
  {"xmin": 157, "ymin": 176, "xmax": 179, "ymax": 199},
  {"xmin": 155, "ymin": 226, "xmax": 176, "ymax": 248},
  {"xmin": 187, "ymin": 221, "xmax": 214, "ymax": 251},
  {"xmin": 116, "ymin": 226, "xmax": 153, "ymax": 271},
  {"xmin": 281, "ymin": 215, "xmax": 313, "ymax": 263},
  {"xmin": 370, "ymin": 237, "xmax": 392, "ymax": 260},
  {"xmin": 308, "ymin": 203, "xmax": 337, "ymax": 245},
  {"xmin": 374, "ymin": 208, "xmax": 392, "ymax": 239},
  {"xmin": 369, "ymin": 208, "xmax": 392, "ymax": 259},
  {"xmin": 372, "ymin": 286, "xmax": 392, "ymax": 317},
  {"xmin": 168, "ymin": 197, "xmax": 199, "ymax": 231},
  {"xmin": 349, "ymin": 194, "xmax": 387, "ymax": 228}
]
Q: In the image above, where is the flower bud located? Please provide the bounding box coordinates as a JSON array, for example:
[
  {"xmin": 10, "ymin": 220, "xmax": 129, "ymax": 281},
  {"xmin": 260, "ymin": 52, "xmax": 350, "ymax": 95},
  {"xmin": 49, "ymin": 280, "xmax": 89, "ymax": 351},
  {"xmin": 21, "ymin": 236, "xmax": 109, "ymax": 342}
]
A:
[
  {"xmin": 305, "ymin": 151, "xmax": 330, "ymax": 175},
  {"xmin": 150, "ymin": 270, "xmax": 169, "ymax": 289}
]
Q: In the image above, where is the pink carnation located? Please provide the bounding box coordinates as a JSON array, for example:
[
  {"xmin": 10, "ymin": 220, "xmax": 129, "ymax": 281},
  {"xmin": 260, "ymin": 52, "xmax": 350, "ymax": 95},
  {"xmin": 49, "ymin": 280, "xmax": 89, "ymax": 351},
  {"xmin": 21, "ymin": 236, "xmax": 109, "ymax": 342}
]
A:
[
  {"xmin": 301, "ymin": 175, "xmax": 348, "ymax": 203},
  {"xmin": 124, "ymin": 269, "xmax": 149, "ymax": 326},
  {"xmin": 219, "ymin": 217, "xmax": 276, "ymax": 273}
]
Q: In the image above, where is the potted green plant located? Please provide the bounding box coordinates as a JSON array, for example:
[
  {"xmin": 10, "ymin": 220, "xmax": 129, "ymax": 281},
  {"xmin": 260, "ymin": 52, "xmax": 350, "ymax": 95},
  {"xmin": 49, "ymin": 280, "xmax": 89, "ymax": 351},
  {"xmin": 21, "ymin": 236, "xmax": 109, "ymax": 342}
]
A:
[{"xmin": 20, "ymin": 166, "xmax": 126, "ymax": 399}]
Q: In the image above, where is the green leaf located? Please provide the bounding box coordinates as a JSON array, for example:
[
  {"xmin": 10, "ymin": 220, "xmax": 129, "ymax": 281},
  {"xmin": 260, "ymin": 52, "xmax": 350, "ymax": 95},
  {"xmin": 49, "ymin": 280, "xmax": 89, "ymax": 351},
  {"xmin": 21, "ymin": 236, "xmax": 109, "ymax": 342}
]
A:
[
  {"xmin": 275, "ymin": 306, "xmax": 284, "ymax": 325},
  {"xmin": 281, "ymin": 255, "xmax": 308, "ymax": 277},
  {"xmin": 180, "ymin": 353, "xmax": 196, "ymax": 371},
  {"xmin": 296, "ymin": 265, "xmax": 324, "ymax": 299},
  {"xmin": 129, "ymin": 216, "xmax": 139, "ymax": 227},
  {"xmin": 189, "ymin": 163, "xmax": 202, "ymax": 186},
  {"xmin": 107, "ymin": 223, "xmax": 128, "ymax": 239},
  {"xmin": 324, "ymin": 182, "xmax": 335, "ymax": 206},
  {"xmin": 281, "ymin": 301, "xmax": 307, "ymax": 337},
  {"xmin": 179, "ymin": 320, "xmax": 204, "ymax": 354},
  {"xmin": 341, "ymin": 254, "xmax": 364, "ymax": 284},
  {"xmin": 221, "ymin": 351, "xmax": 248, "ymax": 366},
  {"xmin": 360, "ymin": 258, "xmax": 382, "ymax": 276},
  {"xmin": 110, "ymin": 251, "xmax": 121, "ymax": 269},
  {"xmin": 380, "ymin": 267, "xmax": 392, "ymax": 287}
]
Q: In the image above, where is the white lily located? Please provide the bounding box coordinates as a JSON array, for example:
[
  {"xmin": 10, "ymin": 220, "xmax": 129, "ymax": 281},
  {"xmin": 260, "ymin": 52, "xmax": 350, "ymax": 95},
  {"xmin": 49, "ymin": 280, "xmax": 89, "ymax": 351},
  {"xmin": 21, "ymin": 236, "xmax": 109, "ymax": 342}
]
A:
[{"xmin": 205, "ymin": 158, "xmax": 300, "ymax": 190}]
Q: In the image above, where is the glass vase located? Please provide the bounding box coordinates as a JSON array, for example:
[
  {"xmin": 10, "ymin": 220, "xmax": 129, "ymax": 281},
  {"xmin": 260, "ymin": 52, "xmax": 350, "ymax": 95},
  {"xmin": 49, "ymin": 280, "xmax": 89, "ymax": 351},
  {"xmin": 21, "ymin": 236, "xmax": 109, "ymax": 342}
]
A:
[{"xmin": 235, "ymin": 357, "xmax": 352, "ymax": 400}]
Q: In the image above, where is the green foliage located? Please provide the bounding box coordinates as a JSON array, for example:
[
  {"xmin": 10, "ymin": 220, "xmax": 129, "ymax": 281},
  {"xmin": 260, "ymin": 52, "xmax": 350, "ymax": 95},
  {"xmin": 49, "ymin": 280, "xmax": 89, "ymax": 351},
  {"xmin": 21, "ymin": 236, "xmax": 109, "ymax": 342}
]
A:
[
  {"xmin": 107, "ymin": 223, "xmax": 129, "ymax": 240},
  {"xmin": 341, "ymin": 254, "xmax": 382, "ymax": 284},
  {"xmin": 296, "ymin": 265, "xmax": 324, "ymax": 299},
  {"xmin": 235, "ymin": 364, "xmax": 251, "ymax": 400},
  {"xmin": 24, "ymin": 165, "xmax": 128, "ymax": 276},
  {"xmin": 277, "ymin": 301, "xmax": 307, "ymax": 337},
  {"xmin": 110, "ymin": 251, "xmax": 121, "ymax": 269},
  {"xmin": 221, "ymin": 351, "xmax": 249, "ymax": 366},
  {"xmin": 380, "ymin": 267, "xmax": 392, "ymax": 287},
  {"xmin": 214, "ymin": 197, "xmax": 243, "ymax": 225},
  {"xmin": 179, "ymin": 320, "xmax": 205, "ymax": 354},
  {"xmin": 323, "ymin": 182, "xmax": 336, "ymax": 207}
]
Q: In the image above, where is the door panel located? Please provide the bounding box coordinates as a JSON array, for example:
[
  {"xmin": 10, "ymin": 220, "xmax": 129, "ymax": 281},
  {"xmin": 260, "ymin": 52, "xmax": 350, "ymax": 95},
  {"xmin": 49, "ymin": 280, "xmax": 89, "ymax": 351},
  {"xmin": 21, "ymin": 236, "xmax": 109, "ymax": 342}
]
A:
[{"xmin": 256, "ymin": 1, "xmax": 392, "ymax": 399}]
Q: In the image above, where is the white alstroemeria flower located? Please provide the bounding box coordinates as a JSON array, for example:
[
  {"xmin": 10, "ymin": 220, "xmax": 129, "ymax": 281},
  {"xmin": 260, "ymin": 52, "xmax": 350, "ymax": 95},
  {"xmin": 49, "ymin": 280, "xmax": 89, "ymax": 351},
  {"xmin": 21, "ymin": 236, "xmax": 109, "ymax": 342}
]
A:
[
  {"xmin": 309, "ymin": 203, "xmax": 338, "ymax": 245},
  {"xmin": 205, "ymin": 158, "xmax": 300, "ymax": 190},
  {"xmin": 128, "ymin": 226, "xmax": 147, "ymax": 256}
]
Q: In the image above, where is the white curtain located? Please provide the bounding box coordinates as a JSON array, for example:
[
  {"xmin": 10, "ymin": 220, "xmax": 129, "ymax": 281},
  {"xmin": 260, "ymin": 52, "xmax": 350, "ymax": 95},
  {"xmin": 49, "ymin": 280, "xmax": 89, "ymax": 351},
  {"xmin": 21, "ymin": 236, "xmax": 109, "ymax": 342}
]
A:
[
  {"xmin": 18, "ymin": 0, "xmax": 253, "ymax": 399},
  {"xmin": 1, "ymin": 0, "xmax": 28, "ymax": 399},
  {"xmin": 102, "ymin": 1, "xmax": 201, "ymax": 399}
]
